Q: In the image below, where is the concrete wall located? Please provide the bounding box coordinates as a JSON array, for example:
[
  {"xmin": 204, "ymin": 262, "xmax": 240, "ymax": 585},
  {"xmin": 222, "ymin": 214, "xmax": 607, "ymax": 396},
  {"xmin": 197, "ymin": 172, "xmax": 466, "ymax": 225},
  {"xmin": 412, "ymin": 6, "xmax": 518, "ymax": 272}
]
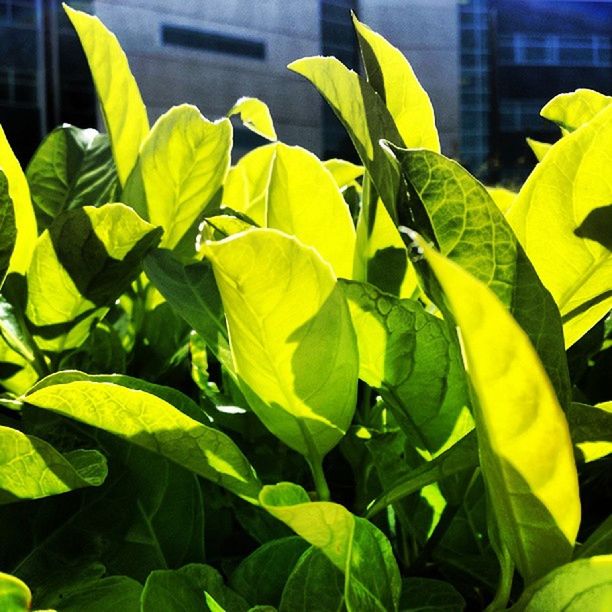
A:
[
  {"xmin": 360, "ymin": 0, "xmax": 461, "ymax": 157},
  {"xmin": 93, "ymin": 0, "xmax": 323, "ymax": 155}
]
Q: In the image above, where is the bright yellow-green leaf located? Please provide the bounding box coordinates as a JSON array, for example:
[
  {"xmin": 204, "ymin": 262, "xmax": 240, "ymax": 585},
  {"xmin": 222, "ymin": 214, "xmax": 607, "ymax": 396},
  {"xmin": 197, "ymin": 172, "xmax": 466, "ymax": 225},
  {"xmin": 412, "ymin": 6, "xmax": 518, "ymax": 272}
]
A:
[
  {"xmin": 198, "ymin": 214, "xmax": 254, "ymax": 244},
  {"xmin": 511, "ymin": 555, "xmax": 612, "ymax": 611},
  {"xmin": 26, "ymin": 203, "xmax": 161, "ymax": 351},
  {"xmin": 0, "ymin": 572, "xmax": 31, "ymax": 612},
  {"xmin": 323, "ymin": 159, "xmax": 364, "ymax": 189},
  {"xmin": 526, "ymin": 137, "xmax": 552, "ymax": 162},
  {"xmin": 0, "ymin": 125, "xmax": 37, "ymax": 276},
  {"xmin": 507, "ymin": 104, "xmax": 612, "ymax": 348},
  {"xmin": 486, "ymin": 186, "xmax": 517, "ymax": 214},
  {"xmin": 25, "ymin": 376, "xmax": 261, "ymax": 503},
  {"xmin": 0, "ymin": 172, "xmax": 16, "ymax": 287},
  {"xmin": 416, "ymin": 235, "xmax": 581, "ymax": 583},
  {"xmin": 0, "ymin": 336, "xmax": 37, "ymax": 395},
  {"xmin": 267, "ymin": 143, "xmax": 355, "ymax": 278},
  {"xmin": 64, "ymin": 3, "xmax": 149, "ymax": 186},
  {"xmin": 123, "ymin": 104, "xmax": 231, "ymax": 249},
  {"xmin": 222, "ymin": 143, "xmax": 277, "ymax": 226},
  {"xmin": 0, "ymin": 426, "xmax": 107, "ymax": 503},
  {"xmin": 202, "ymin": 229, "xmax": 358, "ymax": 458},
  {"xmin": 541, "ymin": 88, "xmax": 612, "ymax": 132},
  {"xmin": 353, "ymin": 15, "xmax": 440, "ymax": 151},
  {"xmin": 260, "ymin": 483, "xmax": 401, "ymax": 611},
  {"xmin": 227, "ymin": 96, "xmax": 277, "ymax": 141},
  {"xmin": 569, "ymin": 401, "xmax": 612, "ymax": 463}
]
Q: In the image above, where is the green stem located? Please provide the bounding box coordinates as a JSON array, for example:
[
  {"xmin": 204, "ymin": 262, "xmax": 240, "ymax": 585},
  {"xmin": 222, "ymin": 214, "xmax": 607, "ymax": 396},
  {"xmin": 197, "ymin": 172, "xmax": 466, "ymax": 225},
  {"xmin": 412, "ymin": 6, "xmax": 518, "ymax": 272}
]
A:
[
  {"xmin": 486, "ymin": 544, "xmax": 514, "ymax": 611},
  {"xmin": 298, "ymin": 421, "xmax": 331, "ymax": 501}
]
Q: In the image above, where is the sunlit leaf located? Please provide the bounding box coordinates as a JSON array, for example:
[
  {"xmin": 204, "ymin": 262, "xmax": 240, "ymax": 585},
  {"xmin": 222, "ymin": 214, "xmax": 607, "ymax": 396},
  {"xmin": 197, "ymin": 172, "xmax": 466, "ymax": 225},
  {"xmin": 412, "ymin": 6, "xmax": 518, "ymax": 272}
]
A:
[
  {"xmin": 227, "ymin": 96, "xmax": 277, "ymax": 141},
  {"xmin": 0, "ymin": 172, "xmax": 16, "ymax": 287},
  {"xmin": 568, "ymin": 401, "xmax": 612, "ymax": 463},
  {"xmin": 323, "ymin": 158, "xmax": 364, "ymax": 189},
  {"xmin": 525, "ymin": 137, "xmax": 552, "ymax": 162},
  {"xmin": 486, "ymin": 186, "xmax": 516, "ymax": 214},
  {"xmin": 0, "ymin": 572, "xmax": 30, "ymax": 612},
  {"xmin": 64, "ymin": 4, "xmax": 149, "ymax": 187},
  {"xmin": 415, "ymin": 235, "xmax": 581, "ymax": 583},
  {"xmin": 541, "ymin": 88, "xmax": 612, "ymax": 132}
]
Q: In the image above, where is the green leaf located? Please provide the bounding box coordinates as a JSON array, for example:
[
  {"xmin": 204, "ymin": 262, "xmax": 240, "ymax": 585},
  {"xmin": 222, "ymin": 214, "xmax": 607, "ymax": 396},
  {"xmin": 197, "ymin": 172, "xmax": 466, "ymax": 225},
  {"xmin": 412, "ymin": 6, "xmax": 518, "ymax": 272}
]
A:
[
  {"xmin": 0, "ymin": 573, "xmax": 31, "ymax": 612},
  {"xmin": 323, "ymin": 159, "xmax": 364, "ymax": 189},
  {"xmin": 261, "ymin": 482, "xmax": 401, "ymax": 611},
  {"xmin": 54, "ymin": 575, "xmax": 142, "ymax": 612},
  {"xmin": 0, "ymin": 125, "xmax": 37, "ymax": 276},
  {"xmin": 510, "ymin": 555, "xmax": 612, "ymax": 611},
  {"xmin": 507, "ymin": 104, "xmax": 612, "ymax": 348},
  {"xmin": 266, "ymin": 143, "xmax": 356, "ymax": 278},
  {"xmin": 0, "ymin": 171, "xmax": 16, "ymax": 287},
  {"xmin": 486, "ymin": 186, "xmax": 516, "ymax": 214},
  {"xmin": 353, "ymin": 15, "xmax": 440, "ymax": 151},
  {"xmin": 24, "ymin": 376, "xmax": 262, "ymax": 503},
  {"xmin": 541, "ymin": 89, "xmax": 612, "ymax": 132},
  {"xmin": 525, "ymin": 137, "xmax": 551, "ymax": 162},
  {"xmin": 230, "ymin": 537, "xmax": 309, "ymax": 608},
  {"xmin": 64, "ymin": 4, "xmax": 149, "ymax": 186},
  {"xmin": 25, "ymin": 203, "xmax": 162, "ymax": 351},
  {"xmin": 227, "ymin": 97, "xmax": 277, "ymax": 141},
  {"xmin": 568, "ymin": 401, "xmax": 612, "ymax": 463},
  {"xmin": 279, "ymin": 547, "xmax": 345, "ymax": 612},
  {"xmin": 390, "ymin": 146, "xmax": 571, "ymax": 410},
  {"xmin": 576, "ymin": 516, "xmax": 612, "ymax": 560},
  {"xmin": 202, "ymin": 229, "xmax": 358, "ymax": 459},
  {"xmin": 26, "ymin": 125, "xmax": 118, "ymax": 227},
  {"xmin": 122, "ymin": 104, "xmax": 231, "ymax": 249},
  {"xmin": 399, "ymin": 578, "xmax": 465, "ymax": 611},
  {"xmin": 144, "ymin": 249, "xmax": 232, "ymax": 372},
  {"xmin": 341, "ymin": 279, "xmax": 472, "ymax": 455},
  {"xmin": 141, "ymin": 564, "xmax": 249, "ymax": 612},
  {"xmin": 0, "ymin": 426, "xmax": 107, "ymax": 504},
  {"xmin": 415, "ymin": 235, "xmax": 581, "ymax": 583}
]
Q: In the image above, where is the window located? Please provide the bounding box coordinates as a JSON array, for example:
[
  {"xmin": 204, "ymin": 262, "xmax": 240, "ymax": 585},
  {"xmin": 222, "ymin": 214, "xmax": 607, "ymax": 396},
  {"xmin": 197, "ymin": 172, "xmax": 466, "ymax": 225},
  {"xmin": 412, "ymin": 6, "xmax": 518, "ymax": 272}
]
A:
[{"xmin": 161, "ymin": 24, "xmax": 266, "ymax": 60}]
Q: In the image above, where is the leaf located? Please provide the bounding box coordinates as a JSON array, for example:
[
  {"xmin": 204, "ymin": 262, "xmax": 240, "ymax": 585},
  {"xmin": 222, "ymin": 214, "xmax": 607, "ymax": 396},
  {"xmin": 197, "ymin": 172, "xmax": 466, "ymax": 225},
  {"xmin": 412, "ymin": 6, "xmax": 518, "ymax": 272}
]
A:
[
  {"xmin": 260, "ymin": 482, "xmax": 401, "ymax": 611},
  {"xmin": 144, "ymin": 249, "xmax": 232, "ymax": 372},
  {"xmin": 415, "ymin": 235, "xmax": 581, "ymax": 583},
  {"xmin": 24, "ymin": 376, "xmax": 262, "ymax": 503},
  {"xmin": 507, "ymin": 104, "xmax": 612, "ymax": 348},
  {"xmin": 323, "ymin": 159, "xmax": 364, "ymax": 189},
  {"xmin": 64, "ymin": 4, "xmax": 149, "ymax": 186},
  {"xmin": 202, "ymin": 229, "xmax": 358, "ymax": 459},
  {"xmin": 568, "ymin": 401, "xmax": 612, "ymax": 463},
  {"xmin": 0, "ymin": 171, "xmax": 16, "ymax": 287},
  {"xmin": 122, "ymin": 104, "xmax": 231, "ymax": 249},
  {"xmin": 486, "ymin": 186, "xmax": 516, "ymax": 214},
  {"xmin": 399, "ymin": 578, "xmax": 465, "ymax": 612},
  {"xmin": 26, "ymin": 125, "xmax": 119, "ymax": 227},
  {"xmin": 576, "ymin": 515, "xmax": 612, "ymax": 559},
  {"xmin": 266, "ymin": 143, "xmax": 356, "ymax": 278},
  {"xmin": 390, "ymin": 146, "xmax": 571, "ymax": 410},
  {"xmin": 353, "ymin": 15, "xmax": 440, "ymax": 151},
  {"xmin": 141, "ymin": 564, "xmax": 249, "ymax": 612},
  {"xmin": 0, "ymin": 426, "xmax": 107, "ymax": 504},
  {"xmin": 525, "ymin": 137, "xmax": 551, "ymax": 162},
  {"xmin": 341, "ymin": 279, "xmax": 472, "ymax": 455},
  {"xmin": 230, "ymin": 537, "xmax": 309, "ymax": 608},
  {"xmin": 0, "ymin": 573, "xmax": 31, "ymax": 612},
  {"xmin": 0, "ymin": 334, "xmax": 37, "ymax": 395},
  {"xmin": 510, "ymin": 555, "xmax": 612, "ymax": 611},
  {"xmin": 227, "ymin": 97, "xmax": 277, "ymax": 141},
  {"xmin": 279, "ymin": 547, "xmax": 345, "ymax": 612},
  {"xmin": 25, "ymin": 203, "xmax": 162, "ymax": 351},
  {"xmin": 0, "ymin": 125, "xmax": 37, "ymax": 276},
  {"xmin": 53, "ymin": 575, "xmax": 142, "ymax": 612},
  {"xmin": 541, "ymin": 89, "xmax": 612, "ymax": 132}
]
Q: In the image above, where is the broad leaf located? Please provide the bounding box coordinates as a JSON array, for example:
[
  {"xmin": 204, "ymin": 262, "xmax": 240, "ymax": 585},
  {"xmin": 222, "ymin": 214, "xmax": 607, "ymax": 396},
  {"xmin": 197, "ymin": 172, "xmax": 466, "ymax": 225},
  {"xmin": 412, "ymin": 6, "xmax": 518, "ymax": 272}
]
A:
[
  {"xmin": 0, "ymin": 125, "xmax": 37, "ymax": 276},
  {"xmin": 486, "ymin": 186, "xmax": 516, "ymax": 214},
  {"xmin": 323, "ymin": 159, "xmax": 364, "ymax": 189},
  {"xmin": 353, "ymin": 15, "xmax": 440, "ymax": 151},
  {"xmin": 227, "ymin": 97, "xmax": 277, "ymax": 141},
  {"xmin": 65, "ymin": 4, "xmax": 149, "ymax": 186},
  {"xmin": 0, "ymin": 573, "xmax": 30, "ymax": 612},
  {"xmin": 24, "ymin": 377, "xmax": 262, "ymax": 503},
  {"xmin": 399, "ymin": 578, "xmax": 465, "ymax": 612},
  {"xmin": 510, "ymin": 555, "xmax": 612, "ymax": 611},
  {"xmin": 261, "ymin": 482, "xmax": 401, "ymax": 611},
  {"xmin": 202, "ymin": 229, "xmax": 358, "ymax": 459},
  {"xmin": 576, "ymin": 516, "xmax": 612, "ymax": 559},
  {"xmin": 25, "ymin": 203, "xmax": 162, "ymax": 351},
  {"xmin": 122, "ymin": 104, "xmax": 231, "ymax": 249},
  {"xmin": 541, "ymin": 88, "xmax": 611, "ymax": 132},
  {"xmin": 416, "ymin": 235, "xmax": 581, "ymax": 583},
  {"xmin": 390, "ymin": 147, "xmax": 571, "ymax": 409},
  {"xmin": 507, "ymin": 103, "xmax": 612, "ymax": 348},
  {"xmin": 0, "ymin": 171, "xmax": 16, "ymax": 287},
  {"xmin": 525, "ymin": 137, "xmax": 551, "ymax": 162},
  {"xmin": 26, "ymin": 125, "xmax": 118, "ymax": 228},
  {"xmin": 51, "ymin": 575, "xmax": 142, "ymax": 612},
  {"xmin": 267, "ymin": 143, "xmax": 355, "ymax": 278},
  {"xmin": 341, "ymin": 279, "xmax": 472, "ymax": 455},
  {"xmin": 568, "ymin": 401, "xmax": 612, "ymax": 463},
  {"xmin": 0, "ymin": 426, "xmax": 107, "ymax": 503}
]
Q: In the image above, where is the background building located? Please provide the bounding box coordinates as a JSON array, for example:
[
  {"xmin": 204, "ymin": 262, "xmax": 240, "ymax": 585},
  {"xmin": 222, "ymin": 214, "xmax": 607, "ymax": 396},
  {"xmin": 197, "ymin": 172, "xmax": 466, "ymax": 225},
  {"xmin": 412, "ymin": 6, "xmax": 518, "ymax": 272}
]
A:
[{"xmin": 1, "ymin": 0, "xmax": 610, "ymax": 184}]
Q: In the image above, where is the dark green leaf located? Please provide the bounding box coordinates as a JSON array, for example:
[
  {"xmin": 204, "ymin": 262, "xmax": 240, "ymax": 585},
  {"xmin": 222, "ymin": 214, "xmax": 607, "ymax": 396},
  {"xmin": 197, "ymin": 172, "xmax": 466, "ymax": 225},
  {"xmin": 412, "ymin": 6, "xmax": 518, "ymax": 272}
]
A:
[
  {"xmin": 0, "ymin": 171, "xmax": 16, "ymax": 287},
  {"xmin": 399, "ymin": 578, "xmax": 465, "ymax": 611}
]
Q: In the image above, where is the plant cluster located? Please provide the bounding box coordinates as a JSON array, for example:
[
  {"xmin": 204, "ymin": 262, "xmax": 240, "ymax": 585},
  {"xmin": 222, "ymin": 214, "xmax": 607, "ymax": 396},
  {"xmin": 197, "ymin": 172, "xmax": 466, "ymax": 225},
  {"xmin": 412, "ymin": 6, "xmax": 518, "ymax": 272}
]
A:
[{"xmin": 0, "ymin": 5, "xmax": 610, "ymax": 611}]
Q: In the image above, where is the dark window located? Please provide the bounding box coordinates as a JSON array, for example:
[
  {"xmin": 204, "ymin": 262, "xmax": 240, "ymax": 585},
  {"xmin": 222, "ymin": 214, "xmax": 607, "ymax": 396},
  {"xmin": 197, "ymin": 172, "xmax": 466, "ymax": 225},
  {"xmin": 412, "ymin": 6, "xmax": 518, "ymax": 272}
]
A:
[{"xmin": 161, "ymin": 24, "xmax": 266, "ymax": 60}]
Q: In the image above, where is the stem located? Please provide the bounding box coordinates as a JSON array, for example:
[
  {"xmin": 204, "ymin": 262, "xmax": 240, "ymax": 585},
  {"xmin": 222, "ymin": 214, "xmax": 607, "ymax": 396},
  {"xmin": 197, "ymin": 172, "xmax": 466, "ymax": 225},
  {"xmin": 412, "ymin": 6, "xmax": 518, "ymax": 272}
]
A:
[
  {"xmin": 486, "ymin": 544, "xmax": 514, "ymax": 611},
  {"xmin": 298, "ymin": 420, "xmax": 331, "ymax": 501}
]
